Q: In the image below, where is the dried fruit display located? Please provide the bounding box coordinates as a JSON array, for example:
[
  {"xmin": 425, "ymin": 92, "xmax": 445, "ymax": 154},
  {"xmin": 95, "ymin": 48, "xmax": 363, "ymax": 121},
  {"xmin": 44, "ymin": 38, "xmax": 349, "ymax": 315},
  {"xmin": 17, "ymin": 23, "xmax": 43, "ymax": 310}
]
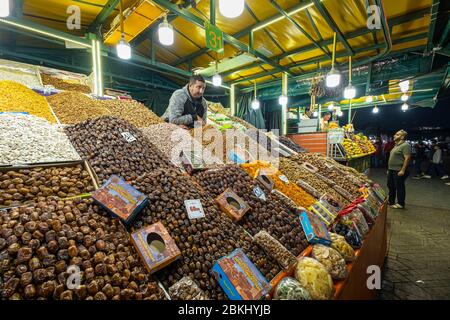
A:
[
  {"xmin": 101, "ymin": 99, "xmax": 163, "ymax": 128},
  {"xmin": 65, "ymin": 116, "xmax": 174, "ymax": 184},
  {"xmin": 0, "ymin": 114, "xmax": 80, "ymax": 166},
  {"xmin": 193, "ymin": 165, "xmax": 308, "ymax": 256},
  {"xmin": 168, "ymin": 276, "xmax": 208, "ymax": 300},
  {"xmin": 41, "ymin": 74, "xmax": 91, "ymax": 93},
  {"xmin": 279, "ymin": 157, "xmax": 349, "ymax": 208},
  {"xmin": 0, "ymin": 164, "xmax": 95, "ymax": 207},
  {"xmin": 295, "ymin": 257, "xmax": 334, "ymax": 300},
  {"xmin": 131, "ymin": 169, "xmax": 281, "ymax": 300},
  {"xmin": 254, "ymin": 231, "xmax": 297, "ymax": 269},
  {"xmin": 278, "ymin": 136, "xmax": 307, "ymax": 154},
  {"xmin": 291, "ymin": 153, "xmax": 362, "ymax": 199},
  {"xmin": 329, "ymin": 233, "xmax": 355, "ymax": 262},
  {"xmin": 47, "ymin": 91, "xmax": 111, "ymax": 124},
  {"xmin": 240, "ymin": 161, "xmax": 316, "ymax": 209},
  {"xmin": 0, "ymin": 199, "xmax": 165, "ymax": 300},
  {"xmin": 311, "ymin": 244, "xmax": 348, "ymax": 280},
  {"xmin": 142, "ymin": 123, "xmax": 219, "ymax": 167},
  {"xmin": 0, "ymin": 66, "xmax": 41, "ymax": 88},
  {"xmin": 0, "ymin": 80, "xmax": 57, "ymax": 123}
]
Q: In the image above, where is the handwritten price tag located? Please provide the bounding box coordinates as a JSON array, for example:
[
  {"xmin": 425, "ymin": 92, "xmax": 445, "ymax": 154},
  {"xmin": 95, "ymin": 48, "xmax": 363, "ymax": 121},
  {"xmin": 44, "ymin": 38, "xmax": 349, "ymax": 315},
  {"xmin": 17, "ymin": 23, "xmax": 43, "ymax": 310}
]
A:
[{"xmin": 184, "ymin": 199, "xmax": 205, "ymax": 220}]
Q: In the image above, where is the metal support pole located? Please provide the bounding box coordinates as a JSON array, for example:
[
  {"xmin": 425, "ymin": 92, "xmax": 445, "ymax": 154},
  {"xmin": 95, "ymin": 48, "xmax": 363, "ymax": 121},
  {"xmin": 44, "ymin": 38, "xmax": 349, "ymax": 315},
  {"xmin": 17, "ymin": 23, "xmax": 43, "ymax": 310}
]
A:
[
  {"xmin": 210, "ymin": 0, "xmax": 216, "ymax": 25},
  {"xmin": 348, "ymin": 100, "xmax": 352, "ymax": 124},
  {"xmin": 281, "ymin": 73, "xmax": 288, "ymax": 135},
  {"xmin": 230, "ymin": 84, "xmax": 236, "ymax": 116}
]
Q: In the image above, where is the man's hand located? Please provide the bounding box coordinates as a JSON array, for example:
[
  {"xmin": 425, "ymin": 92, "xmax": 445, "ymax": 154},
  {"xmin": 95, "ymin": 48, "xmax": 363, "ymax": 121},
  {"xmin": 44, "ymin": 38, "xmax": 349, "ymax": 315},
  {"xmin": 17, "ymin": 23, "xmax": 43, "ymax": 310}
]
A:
[{"xmin": 398, "ymin": 170, "xmax": 405, "ymax": 177}]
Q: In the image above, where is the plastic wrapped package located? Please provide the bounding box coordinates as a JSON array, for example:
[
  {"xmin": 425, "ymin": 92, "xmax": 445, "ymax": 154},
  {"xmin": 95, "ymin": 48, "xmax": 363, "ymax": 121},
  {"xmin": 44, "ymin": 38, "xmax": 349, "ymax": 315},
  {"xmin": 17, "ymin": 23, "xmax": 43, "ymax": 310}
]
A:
[
  {"xmin": 168, "ymin": 277, "xmax": 208, "ymax": 300},
  {"xmin": 357, "ymin": 204, "xmax": 375, "ymax": 227},
  {"xmin": 332, "ymin": 222, "xmax": 362, "ymax": 248},
  {"xmin": 312, "ymin": 244, "xmax": 348, "ymax": 280},
  {"xmin": 254, "ymin": 231, "xmax": 297, "ymax": 269},
  {"xmin": 329, "ymin": 233, "xmax": 356, "ymax": 262},
  {"xmin": 341, "ymin": 208, "xmax": 369, "ymax": 238},
  {"xmin": 295, "ymin": 257, "xmax": 334, "ymax": 300},
  {"xmin": 360, "ymin": 200, "xmax": 378, "ymax": 220},
  {"xmin": 273, "ymin": 277, "xmax": 311, "ymax": 300}
]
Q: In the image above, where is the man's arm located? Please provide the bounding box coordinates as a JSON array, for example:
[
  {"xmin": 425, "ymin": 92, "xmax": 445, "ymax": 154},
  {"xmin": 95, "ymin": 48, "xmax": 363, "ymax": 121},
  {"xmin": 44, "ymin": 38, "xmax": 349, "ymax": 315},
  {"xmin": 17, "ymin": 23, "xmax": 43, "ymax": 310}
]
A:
[{"xmin": 167, "ymin": 91, "xmax": 194, "ymax": 126}]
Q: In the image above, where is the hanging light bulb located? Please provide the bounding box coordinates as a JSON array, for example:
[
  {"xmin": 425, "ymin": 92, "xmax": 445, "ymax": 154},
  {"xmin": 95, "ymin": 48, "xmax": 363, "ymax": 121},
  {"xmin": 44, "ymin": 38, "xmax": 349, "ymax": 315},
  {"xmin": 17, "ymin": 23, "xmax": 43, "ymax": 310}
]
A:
[
  {"xmin": 219, "ymin": 0, "xmax": 244, "ymax": 18},
  {"xmin": 251, "ymin": 99, "xmax": 260, "ymax": 110},
  {"xmin": 158, "ymin": 17, "xmax": 174, "ymax": 46},
  {"xmin": 344, "ymin": 57, "xmax": 356, "ymax": 99},
  {"xmin": 401, "ymin": 103, "xmax": 409, "ymax": 111},
  {"xmin": 328, "ymin": 102, "xmax": 334, "ymax": 111},
  {"xmin": 366, "ymin": 95, "xmax": 373, "ymax": 103},
  {"xmin": 279, "ymin": 95, "xmax": 288, "ymax": 106},
  {"xmin": 337, "ymin": 110, "xmax": 343, "ymax": 117},
  {"xmin": 0, "ymin": 0, "xmax": 9, "ymax": 17},
  {"xmin": 401, "ymin": 94, "xmax": 409, "ymax": 102},
  {"xmin": 116, "ymin": 1, "xmax": 131, "ymax": 60},
  {"xmin": 344, "ymin": 85, "xmax": 356, "ymax": 99},
  {"xmin": 326, "ymin": 33, "xmax": 341, "ymax": 88},
  {"xmin": 313, "ymin": 111, "xmax": 318, "ymax": 117},
  {"xmin": 212, "ymin": 73, "xmax": 222, "ymax": 87},
  {"xmin": 399, "ymin": 80, "xmax": 410, "ymax": 93},
  {"xmin": 373, "ymin": 106, "xmax": 379, "ymax": 114},
  {"xmin": 116, "ymin": 35, "xmax": 131, "ymax": 60}
]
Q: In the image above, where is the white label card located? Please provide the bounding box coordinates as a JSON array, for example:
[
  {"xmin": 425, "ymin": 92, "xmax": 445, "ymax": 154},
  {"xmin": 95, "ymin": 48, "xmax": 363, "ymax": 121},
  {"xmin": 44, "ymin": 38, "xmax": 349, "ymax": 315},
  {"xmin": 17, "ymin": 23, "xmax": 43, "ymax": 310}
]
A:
[
  {"xmin": 253, "ymin": 186, "xmax": 266, "ymax": 201},
  {"xmin": 184, "ymin": 199, "xmax": 205, "ymax": 220},
  {"xmin": 279, "ymin": 175, "xmax": 289, "ymax": 184},
  {"xmin": 121, "ymin": 132, "xmax": 137, "ymax": 143}
]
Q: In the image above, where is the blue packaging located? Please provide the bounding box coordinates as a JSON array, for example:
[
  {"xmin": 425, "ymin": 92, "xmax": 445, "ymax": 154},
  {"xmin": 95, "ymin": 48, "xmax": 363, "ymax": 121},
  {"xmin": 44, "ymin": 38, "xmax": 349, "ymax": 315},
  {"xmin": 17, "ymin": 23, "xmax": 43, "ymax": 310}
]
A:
[{"xmin": 299, "ymin": 211, "xmax": 332, "ymax": 246}]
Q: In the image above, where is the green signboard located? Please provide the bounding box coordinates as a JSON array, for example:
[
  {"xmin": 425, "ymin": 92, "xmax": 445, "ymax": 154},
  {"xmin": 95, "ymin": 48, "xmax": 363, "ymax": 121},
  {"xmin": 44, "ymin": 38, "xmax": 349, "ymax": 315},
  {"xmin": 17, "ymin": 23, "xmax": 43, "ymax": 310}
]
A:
[{"xmin": 205, "ymin": 22, "xmax": 224, "ymax": 53}]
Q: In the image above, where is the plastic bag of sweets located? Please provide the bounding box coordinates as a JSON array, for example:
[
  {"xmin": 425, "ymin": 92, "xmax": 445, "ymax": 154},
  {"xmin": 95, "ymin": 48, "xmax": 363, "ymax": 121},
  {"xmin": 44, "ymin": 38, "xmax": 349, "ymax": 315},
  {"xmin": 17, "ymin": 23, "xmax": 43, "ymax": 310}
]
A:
[
  {"xmin": 332, "ymin": 222, "xmax": 362, "ymax": 249},
  {"xmin": 356, "ymin": 204, "xmax": 375, "ymax": 227},
  {"xmin": 273, "ymin": 277, "xmax": 311, "ymax": 300},
  {"xmin": 169, "ymin": 276, "xmax": 208, "ymax": 300},
  {"xmin": 312, "ymin": 244, "xmax": 348, "ymax": 280},
  {"xmin": 341, "ymin": 208, "xmax": 369, "ymax": 238},
  {"xmin": 295, "ymin": 257, "xmax": 334, "ymax": 300},
  {"xmin": 329, "ymin": 233, "xmax": 355, "ymax": 262}
]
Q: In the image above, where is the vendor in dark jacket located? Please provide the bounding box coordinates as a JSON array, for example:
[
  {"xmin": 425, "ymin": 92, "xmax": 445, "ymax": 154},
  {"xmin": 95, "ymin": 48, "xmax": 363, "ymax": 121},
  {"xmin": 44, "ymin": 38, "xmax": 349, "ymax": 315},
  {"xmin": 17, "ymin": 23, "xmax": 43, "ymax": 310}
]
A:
[{"xmin": 162, "ymin": 75, "xmax": 207, "ymax": 128}]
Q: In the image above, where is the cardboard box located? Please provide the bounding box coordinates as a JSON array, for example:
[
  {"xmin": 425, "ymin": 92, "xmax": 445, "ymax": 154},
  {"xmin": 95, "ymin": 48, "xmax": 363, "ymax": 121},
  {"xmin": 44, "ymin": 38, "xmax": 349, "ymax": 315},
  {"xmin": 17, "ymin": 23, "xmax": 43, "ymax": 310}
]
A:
[
  {"xmin": 92, "ymin": 175, "xmax": 148, "ymax": 226},
  {"xmin": 299, "ymin": 211, "xmax": 331, "ymax": 246},
  {"xmin": 215, "ymin": 188, "xmax": 250, "ymax": 222},
  {"xmin": 212, "ymin": 248, "xmax": 271, "ymax": 300},
  {"xmin": 131, "ymin": 222, "xmax": 181, "ymax": 274},
  {"xmin": 256, "ymin": 172, "xmax": 274, "ymax": 191}
]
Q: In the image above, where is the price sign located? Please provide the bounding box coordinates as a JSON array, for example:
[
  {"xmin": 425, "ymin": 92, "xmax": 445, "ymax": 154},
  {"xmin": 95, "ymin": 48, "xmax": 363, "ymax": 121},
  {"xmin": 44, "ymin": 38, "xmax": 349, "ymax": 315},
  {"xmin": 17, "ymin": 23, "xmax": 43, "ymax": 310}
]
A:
[
  {"xmin": 184, "ymin": 199, "xmax": 205, "ymax": 220},
  {"xmin": 121, "ymin": 132, "xmax": 137, "ymax": 143},
  {"xmin": 279, "ymin": 175, "xmax": 289, "ymax": 184},
  {"xmin": 205, "ymin": 22, "xmax": 224, "ymax": 53},
  {"xmin": 253, "ymin": 186, "xmax": 266, "ymax": 201}
]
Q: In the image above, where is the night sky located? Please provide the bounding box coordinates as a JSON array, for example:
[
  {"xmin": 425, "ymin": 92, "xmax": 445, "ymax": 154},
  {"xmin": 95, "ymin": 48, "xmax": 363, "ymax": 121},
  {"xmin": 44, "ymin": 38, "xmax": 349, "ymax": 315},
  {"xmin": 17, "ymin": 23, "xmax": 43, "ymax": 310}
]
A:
[{"xmin": 337, "ymin": 96, "xmax": 450, "ymax": 139}]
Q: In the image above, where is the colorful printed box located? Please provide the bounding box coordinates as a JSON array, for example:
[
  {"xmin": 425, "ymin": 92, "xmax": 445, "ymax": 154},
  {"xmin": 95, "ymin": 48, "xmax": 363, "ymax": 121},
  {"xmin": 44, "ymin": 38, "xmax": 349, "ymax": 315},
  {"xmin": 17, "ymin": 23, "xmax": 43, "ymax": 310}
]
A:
[
  {"xmin": 131, "ymin": 222, "xmax": 181, "ymax": 274},
  {"xmin": 216, "ymin": 188, "xmax": 250, "ymax": 222},
  {"xmin": 212, "ymin": 248, "xmax": 271, "ymax": 300},
  {"xmin": 299, "ymin": 211, "xmax": 332, "ymax": 246},
  {"xmin": 92, "ymin": 175, "xmax": 148, "ymax": 226}
]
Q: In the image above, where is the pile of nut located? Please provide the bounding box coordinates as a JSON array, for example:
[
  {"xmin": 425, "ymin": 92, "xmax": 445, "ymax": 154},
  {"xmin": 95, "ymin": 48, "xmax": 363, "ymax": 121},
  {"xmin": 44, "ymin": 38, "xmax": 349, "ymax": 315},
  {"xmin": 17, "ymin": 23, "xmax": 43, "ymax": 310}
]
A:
[
  {"xmin": 0, "ymin": 165, "xmax": 95, "ymax": 208},
  {"xmin": 280, "ymin": 157, "xmax": 350, "ymax": 208},
  {"xmin": 0, "ymin": 67, "xmax": 42, "ymax": 88},
  {"xmin": 0, "ymin": 198, "xmax": 165, "ymax": 300},
  {"xmin": 254, "ymin": 231, "xmax": 297, "ymax": 269},
  {"xmin": 193, "ymin": 165, "xmax": 308, "ymax": 256},
  {"xmin": 65, "ymin": 116, "xmax": 174, "ymax": 184},
  {"xmin": 0, "ymin": 80, "xmax": 57, "ymax": 123},
  {"xmin": 142, "ymin": 123, "xmax": 220, "ymax": 167},
  {"xmin": 131, "ymin": 169, "xmax": 281, "ymax": 299},
  {"xmin": 292, "ymin": 153, "xmax": 361, "ymax": 198},
  {"xmin": 101, "ymin": 99, "xmax": 163, "ymax": 128},
  {"xmin": 278, "ymin": 136, "xmax": 307, "ymax": 154},
  {"xmin": 47, "ymin": 91, "xmax": 111, "ymax": 124},
  {"xmin": 40, "ymin": 74, "xmax": 91, "ymax": 93},
  {"xmin": 168, "ymin": 276, "xmax": 208, "ymax": 300},
  {"xmin": 0, "ymin": 114, "xmax": 80, "ymax": 166}
]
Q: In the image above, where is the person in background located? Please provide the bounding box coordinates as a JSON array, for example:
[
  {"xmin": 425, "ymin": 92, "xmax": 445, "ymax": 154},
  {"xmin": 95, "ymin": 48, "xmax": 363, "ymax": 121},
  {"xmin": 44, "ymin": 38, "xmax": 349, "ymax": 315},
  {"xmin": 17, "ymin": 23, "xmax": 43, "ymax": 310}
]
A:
[
  {"xmin": 162, "ymin": 75, "xmax": 207, "ymax": 129},
  {"xmin": 387, "ymin": 130, "xmax": 412, "ymax": 209},
  {"xmin": 374, "ymin": 138, "xmax": 383, "ymax": 168},
  {"xmin": 422, "ymin": 144, "xmax": 449, "ymax": 180},
  {"xmin": 412, "ymin": 141, "xmax": 426, "ymax": 179},
  {"xmin": 319, "ymin": 112, "xmax": 331, "ymax": 132}
]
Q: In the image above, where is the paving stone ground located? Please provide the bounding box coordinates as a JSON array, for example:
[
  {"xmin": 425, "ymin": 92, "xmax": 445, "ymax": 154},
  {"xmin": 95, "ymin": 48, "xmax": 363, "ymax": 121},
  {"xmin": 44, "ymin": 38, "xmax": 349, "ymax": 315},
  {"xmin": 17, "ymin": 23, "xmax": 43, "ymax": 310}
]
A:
[{"xmin": 370, "ymin": 169, "xmax": 450, "ymax": 300}]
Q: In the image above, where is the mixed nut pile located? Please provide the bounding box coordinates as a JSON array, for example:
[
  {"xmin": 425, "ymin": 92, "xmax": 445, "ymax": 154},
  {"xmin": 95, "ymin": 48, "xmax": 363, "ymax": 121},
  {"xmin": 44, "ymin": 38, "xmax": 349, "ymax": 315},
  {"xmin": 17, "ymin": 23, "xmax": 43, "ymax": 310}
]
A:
[
  {"xmin": 193, "ymin": 165, "xmax": 308, "ymax": 256},
  {"xmin": 0, "ymin": 114, "xmax": 80, "ymax": 166},
  {"xmin": 41, "ymin": 74, "xmax": 91, "ymax": 93},
  {"xmin": 0, "ymin": 165, "xmax": 95, "ymax": 208},
  {"xmin": 131, "ymin": 169, "xmax": 281, "ymax": 299},
  {"xmin": 0, "ymin": 199, "xmax": 165, "ymax": 300},
  {"xmin": 65, "ymin": 116, "xmax": 173, "ymax": 183}
]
